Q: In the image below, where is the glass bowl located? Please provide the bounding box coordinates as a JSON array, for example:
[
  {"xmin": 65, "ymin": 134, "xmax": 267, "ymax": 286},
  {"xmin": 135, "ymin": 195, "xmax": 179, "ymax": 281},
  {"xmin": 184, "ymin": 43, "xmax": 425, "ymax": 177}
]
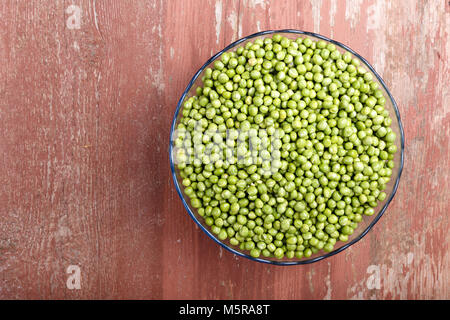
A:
[{"xmin": 169, "ymin": 30, "xmax": 404, "ymax": 265}]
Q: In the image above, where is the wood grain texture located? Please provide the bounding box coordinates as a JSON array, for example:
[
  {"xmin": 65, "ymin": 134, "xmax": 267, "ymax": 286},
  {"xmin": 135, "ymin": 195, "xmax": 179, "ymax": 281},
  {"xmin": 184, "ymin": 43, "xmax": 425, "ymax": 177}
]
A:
[{"xmin": 0, "ymin": 0, "xmax": 448, "ymax": 299}]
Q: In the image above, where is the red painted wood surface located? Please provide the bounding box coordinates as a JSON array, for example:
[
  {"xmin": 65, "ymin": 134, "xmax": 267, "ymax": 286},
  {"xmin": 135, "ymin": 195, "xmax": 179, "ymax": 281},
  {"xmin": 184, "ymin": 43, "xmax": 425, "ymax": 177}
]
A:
[{"xmin": 0, "ymin": 0, "xmax": 448, "ymax": 299}]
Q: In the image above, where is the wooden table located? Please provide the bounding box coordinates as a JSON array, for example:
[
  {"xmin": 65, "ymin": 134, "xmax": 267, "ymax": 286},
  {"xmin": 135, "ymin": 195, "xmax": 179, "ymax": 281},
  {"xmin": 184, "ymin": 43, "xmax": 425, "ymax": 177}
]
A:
[{"xmin": 0, "ymin": 0, "xmax": 448, "ymax": 299}]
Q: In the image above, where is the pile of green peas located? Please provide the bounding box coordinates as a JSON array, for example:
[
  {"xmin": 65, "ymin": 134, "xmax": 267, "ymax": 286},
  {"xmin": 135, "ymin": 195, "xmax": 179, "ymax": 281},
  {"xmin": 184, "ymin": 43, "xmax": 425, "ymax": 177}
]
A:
[{"xmin": 174, "ymin": 34, "xmax": 397, "ymax": 260}]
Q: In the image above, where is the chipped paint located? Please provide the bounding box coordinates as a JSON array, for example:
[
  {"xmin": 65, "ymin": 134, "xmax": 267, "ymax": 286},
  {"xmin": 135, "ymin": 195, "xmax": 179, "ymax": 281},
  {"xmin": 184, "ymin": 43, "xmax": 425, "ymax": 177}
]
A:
[
  {"xmin": 244, "ymin": 0, "xmax": 267, "ymax": 9},
  {"xmin": 366, "ymin": 1, "xmax": 387, "ymax": 74},
  {"xmin": 348, "ymin": 230, "xmax": 448, "ymax": 299},
  {"xmin": 92, "ymin": 0, "xmax": 100, "ymax": 33},
  {"xmin": 154, "ymin": 5, "xmax": 165, "ymax": 93},
  {"xmin": 215, "ymin": 0, "xmax": 223, "ymax": 44},
  {"xmin": 310, "ymin": 0, "xmax": 323, "ymax": 33},
  {"xmin": 345, "ymin": 0, "xmax": 365, "ymax": 28},
  {"xmin": 238, "ymin": 9, "xmax": 243, "ymax": 38},
  {"xmin": 227, "ymin": 11, "xmax": 237, "ymax": 36},
  {"xmin": 409, "ymin": 0, "xmax": 445, "ymax": 90},
  {"xmin": 323, "ymin": 262, "xmax": 332, "ymax": 300},
  {"xmin": 390, "ymin": 70, "xmax": 415, "ymax": 111},
  {"xmin": 306, "ymin": 269, "xmax": 315, "ymax": 294},
  {"xmin": 329, "ymin": 0, "xmax": 338, "ymax": 37}
]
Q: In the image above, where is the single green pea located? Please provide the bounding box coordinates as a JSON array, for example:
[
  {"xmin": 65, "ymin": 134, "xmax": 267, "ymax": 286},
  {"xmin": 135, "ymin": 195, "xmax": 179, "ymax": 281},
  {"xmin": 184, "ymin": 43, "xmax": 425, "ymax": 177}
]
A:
[{"xmin": 385, "ymin": 131, "xmax": 396, "ymax": 143}]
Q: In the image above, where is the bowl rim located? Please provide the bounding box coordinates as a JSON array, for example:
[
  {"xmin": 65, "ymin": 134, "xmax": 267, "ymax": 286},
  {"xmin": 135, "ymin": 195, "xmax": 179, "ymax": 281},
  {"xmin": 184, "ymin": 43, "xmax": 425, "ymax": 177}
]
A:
[{"xmin": 169, "ymin": 29, "xmax": 405, "ymax": 265}]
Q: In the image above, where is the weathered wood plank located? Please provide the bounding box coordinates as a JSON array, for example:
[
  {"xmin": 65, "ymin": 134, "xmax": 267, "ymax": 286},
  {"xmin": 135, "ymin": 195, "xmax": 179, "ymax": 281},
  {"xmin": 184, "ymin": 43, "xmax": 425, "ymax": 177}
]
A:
[
  {"xmin": 0, "ymin": 0, "xmax": 448, "ymax": 299},
  {"xmin": 0, "ymin": 0, "xmax": 167, "ymax": 299}
]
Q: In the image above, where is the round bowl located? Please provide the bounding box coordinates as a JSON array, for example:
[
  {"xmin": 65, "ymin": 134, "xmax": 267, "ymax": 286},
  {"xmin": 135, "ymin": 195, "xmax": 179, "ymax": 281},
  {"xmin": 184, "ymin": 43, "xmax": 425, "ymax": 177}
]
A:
[{"xmin": 169, "ymin": 30, "xmax": 404, "ymax": 265}]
